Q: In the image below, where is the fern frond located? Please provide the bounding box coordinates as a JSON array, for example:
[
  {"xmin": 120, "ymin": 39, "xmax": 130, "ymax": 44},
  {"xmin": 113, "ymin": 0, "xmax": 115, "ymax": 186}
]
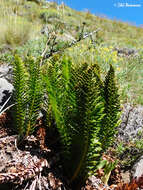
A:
[
  {"xmin": 101, "ymin": 64, "xmax": 120, "ymax": 150},
  {"xmin": 70, "ymin": 63, "xmax": 104, "ymax": 183},
  {"xmin": 12, "ymin": 55, "xmax": 27, "ymax": 135},
  {"xmin": 13, "ymin": 55, "xmax": 43, "ymax": 137},
  {"xmin": 45, "ymin": 74, "xmax": 68, "ymax": 143},
  {"xmin": 44, "ymin": 59, "xmax": 120, "ymax": 189},
  {"xmin": 25, "ymin": 57, "xmax": 42, "ymax": 136},
  {"xmin": 44, "ymin": 59, "xmax": 76, "ymax": 157}
]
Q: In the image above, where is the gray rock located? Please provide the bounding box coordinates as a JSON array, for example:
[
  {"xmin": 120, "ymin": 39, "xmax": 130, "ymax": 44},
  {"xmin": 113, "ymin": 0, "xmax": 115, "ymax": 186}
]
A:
[
  {"xmin": 131, "ymin": 155, "xmax": 143, "ymax": 178},
  {"xmin": 85, "ymin": 175, "xmax": 113, "ymax": 190},
  {"xmin": 0, "ymin": 64, "xmax": 13, "ymax": 83},
  {"xmin": 117, "ymin": 103, "xmax": 143, "ymax": 142},
  {"xmin": 0, "ymin": 63, "xmax": 13, "ymax": 110},
  {"xmin": 114, "ymin": 47, "xmax": 138, "ymax": 57},
  {"xmin": 0, "ymin": 78, "xmax": 13, "ymax": 109}
]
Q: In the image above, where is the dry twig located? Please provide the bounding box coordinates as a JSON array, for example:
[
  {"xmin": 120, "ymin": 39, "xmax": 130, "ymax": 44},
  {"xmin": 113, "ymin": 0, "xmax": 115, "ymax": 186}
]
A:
[{"xmin": 40, "ymin": 27, "xmax": 101, "ymax": 65}]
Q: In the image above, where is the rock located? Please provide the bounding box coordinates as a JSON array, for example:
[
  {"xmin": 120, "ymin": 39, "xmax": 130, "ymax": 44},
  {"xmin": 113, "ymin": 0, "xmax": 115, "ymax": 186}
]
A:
[
  {"xmin": 131, "ymin": 155, "xmax": 143, "ymax": 178},
  {"xmin": 0, "ymin": 78, "xmax": 13, "ymax": 110},
  {"xmin": 121, "ymin": 171, "xmax": 130, "ymax": 183},
  {"xmin": 82, "ymin": 175, "xmax": 113, "ymax": 190},
  {"xmin": 0, "ymin": 64, "xmax": 13, "ymax": 83},
  {"xmin": 114, "ymin": 47, "xmax": 138, "ymax": 57},
  {"xmin": 0, "ymin": 63, "xmax": 13, "ymax": 111},
  {"xmin": 117, "ymin": 103, "xmax": 143, "ymax": 142}
]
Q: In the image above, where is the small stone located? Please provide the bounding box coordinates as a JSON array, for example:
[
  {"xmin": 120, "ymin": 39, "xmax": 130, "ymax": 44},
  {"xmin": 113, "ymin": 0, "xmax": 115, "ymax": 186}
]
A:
[
  {"xmin": 0, "ymin": 78, "xmax": 13, "ymax": 108},
  {"xmin": 132, "ymin": 155, "xmax": 143, "ymax": 178}
]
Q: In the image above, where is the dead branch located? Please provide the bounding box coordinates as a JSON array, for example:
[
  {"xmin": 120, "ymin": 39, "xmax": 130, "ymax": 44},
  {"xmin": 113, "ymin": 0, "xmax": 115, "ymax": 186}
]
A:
[{"xmin": 40, "ymin": 27, "xmax": 101, "ymax": 64}]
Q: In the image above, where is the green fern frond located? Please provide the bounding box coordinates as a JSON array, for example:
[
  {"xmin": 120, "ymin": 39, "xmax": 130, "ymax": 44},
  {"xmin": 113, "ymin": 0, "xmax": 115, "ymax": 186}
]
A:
[
  {"xmin": 13, "ymin": 55, "xmax": 42, "ymax": 137},
  {"xmin": 101, "ymin": 64, "xmax": 120, "ymax": 150},
  {"xmin": 44, "ymin": 59, "xmax": 120, "ymax": 188},
  {"xmin": 44, "ymin": 58, "xmax": 76, "ymax": 157},
  {"xmin": 13, "ymin": 55, "xmax": 27, "ymax": 135},
  {"xmin": 70, "ymin": 63, "xmax": 104, "ymax": 184},
  {"xmin": 25, "ymin": 57, "xmax": 42, "ymax": 136},
  {"xmin": 45, "ymin": 74, "xmax": 68, "ymax": 139}
]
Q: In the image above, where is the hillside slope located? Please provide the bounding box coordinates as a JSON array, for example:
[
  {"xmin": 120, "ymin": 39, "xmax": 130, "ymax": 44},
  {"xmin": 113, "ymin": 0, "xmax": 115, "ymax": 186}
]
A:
[
  {"xmin": 0, "ymin": 0, "xmax": 143, "ymax": 104},
  {"xmin": 1, "ymin": 0, "xmax": 143, "ymax": 48}
]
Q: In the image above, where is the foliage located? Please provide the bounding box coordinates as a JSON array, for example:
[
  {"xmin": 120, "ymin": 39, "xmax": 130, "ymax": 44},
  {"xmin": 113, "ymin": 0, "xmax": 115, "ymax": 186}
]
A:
[
  {"xmin": 115, "ymin": 138, "xmax": 143, "ymax": 169},
  {"xmin": 15, "ymin": 36, "xmax": 47, "ymax": 59},
  {"xmin": 100, "ymin": 65, "xmax": 121, "ymax": 150},
  {"xmin": 96, "ymin": 159, "xmax": 117, "ymax": 185},
  {"xmin": 13, "ymin": 55, "xmax": 27, "ymax": 135},
  {"xmin": 0, "ymin": 16, "xmax": 32, "ymax": 48},
  {"xmin": 71, "ymin": 63, "xmax": 104, "ymax": 177},
  {"xmin": 43, "ymin": 58, "xmax": 75, "ymax": 157},
  {"xmin": 11, "ymin": 37, "xmax": 121, "ymax": 187},
  {"xmin": 40, "ymin": 9, "xmax": 60, "ymax": 23},
  {"xmin": 1, "ymin": 0, "xmax": 143, "ymax": 51},
  {"xmin": 26, "ymin": 0, "xmax": 42, "ymax": 5},
  {"xmin": 1, "ymin": 0, "xmax": 143, "ymax": 105},
  {"xmin": 1, "ymin": 0, "xmax": 138, "ymax": 187},
  {"xmin": 0, "ymin": 51, "xmax": 14, "ymax": 63},
  {"xmin": 12, "ymin": 55, "xmax": 42, "ymax": 137},
  {"xmin": 116, "ymin": 142, "xmax": 126, "ymax": 155},
  {"xmin": 25, "ymin": 56, "xmax": 42, "ymax": 136},
  {"xmin": 0, "ymin": 0, "xmax": 41, "ymax": 49},
  {"xmin": 10, "ymin": 50, "xmax": 121, "ymax": 187},
  {"xmin": 43, "ymin": 58, "xmax": 120, "ymax": 188}
]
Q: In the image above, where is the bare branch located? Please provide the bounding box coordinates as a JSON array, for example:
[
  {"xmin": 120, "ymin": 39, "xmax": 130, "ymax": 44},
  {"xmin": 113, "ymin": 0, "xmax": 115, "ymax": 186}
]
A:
[
  {"xmin": 0, "ymin": 95, "xmax": 15, "ymax": 116},
  {"xmin": 0, "ymin": 103, "xmax": 15, "ymax": 116},
  {"xmin": 0, "ymin": 96, "xmax": 11, "ymax": 113},
  {"xmin": 68, "ymin": 28, "xmax": 101, "ymax": 48},
  {"xmin": 40, "ymin": 27, "xmax": 101, "ymax": 64}
]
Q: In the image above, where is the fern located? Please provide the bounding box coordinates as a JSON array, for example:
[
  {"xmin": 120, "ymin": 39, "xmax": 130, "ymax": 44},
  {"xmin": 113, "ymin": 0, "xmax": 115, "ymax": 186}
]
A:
[
  {"xmin": 12, "ymin": 54, "xmax": 120, "ymax": 189},
  {"xmin": 44, "ymin": 60, "xmax": 105, "ymax": 186},
  {"xmin": 70, "ymin": 63, "xmax": 104, "ymax": 185},
  {"xmin": 43, "ymin": 59, "xmax": 120, "ymax": 189},
  {"xmin": 25, "ymin": 57, "xmax": 42, "ymax": 136},
  {"xmin": 12, "ymin": 55, "xmax": 42, "ymax": 137},
  {"xmin": 100, "ymin": 64, "xmax": 121, "ymax": 150},
  {"xmin": 44, "ymin": 58, "xmax": 76, "ymax": 157},
  {"xmin": 45, "ymin": 76, "xmax": 70, "ymax": 151},
  {"xmin": 13, "ymin": 55, "xmax": 27, "ymax": 136}
]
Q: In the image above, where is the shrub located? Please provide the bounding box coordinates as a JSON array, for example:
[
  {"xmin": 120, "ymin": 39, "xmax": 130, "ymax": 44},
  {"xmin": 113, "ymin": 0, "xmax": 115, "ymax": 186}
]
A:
[
  {"xmin": 0, "ymin": 16, "xmax": 32, "ymax": 48},
  {"xmin": 40, "ymin": 9, "xmax": 60, "ymax": 23},
  {"xmin": 26, "ymin": 0, "xmax": 42, "ymax": 5}
]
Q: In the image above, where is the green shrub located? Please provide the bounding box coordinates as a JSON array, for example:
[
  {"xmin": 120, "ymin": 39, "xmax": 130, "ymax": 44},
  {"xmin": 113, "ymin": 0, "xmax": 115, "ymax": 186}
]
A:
[
  {"xmin": 15, "ymin": 36, "xmax": 47, "ymax": 58},
  {"xmin": 26, "ymin": 0, "xmax": 41, "ymax": 4},
  {"xmin": 0, "ymin": 16, "xmax": 32, "ymax": 47},
  {"xmin": 40, "ymin": 9, "xmax": 60, "ymax": 23}
]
